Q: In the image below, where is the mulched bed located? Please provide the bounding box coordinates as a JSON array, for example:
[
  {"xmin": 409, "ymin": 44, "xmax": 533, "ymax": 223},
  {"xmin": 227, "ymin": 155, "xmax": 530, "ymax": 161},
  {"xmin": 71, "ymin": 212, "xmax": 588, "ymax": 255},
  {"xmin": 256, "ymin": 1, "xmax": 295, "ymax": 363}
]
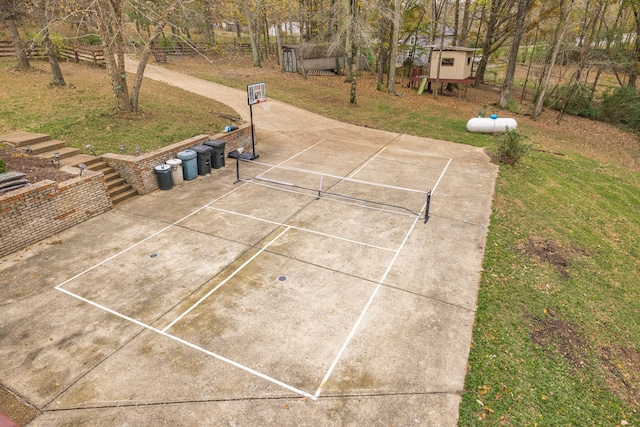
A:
[{"xmin": 0, "ymin": 145, "xmax": 75, "ymax": 184}]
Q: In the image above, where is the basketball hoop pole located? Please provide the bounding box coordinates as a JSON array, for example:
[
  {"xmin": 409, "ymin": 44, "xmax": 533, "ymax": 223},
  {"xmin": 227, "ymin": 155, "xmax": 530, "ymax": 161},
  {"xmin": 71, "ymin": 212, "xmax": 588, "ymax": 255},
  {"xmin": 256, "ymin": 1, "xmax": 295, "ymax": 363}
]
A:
[{"xmin": 249, "ymin": 102, "xmax": 256, "ymax": 156}]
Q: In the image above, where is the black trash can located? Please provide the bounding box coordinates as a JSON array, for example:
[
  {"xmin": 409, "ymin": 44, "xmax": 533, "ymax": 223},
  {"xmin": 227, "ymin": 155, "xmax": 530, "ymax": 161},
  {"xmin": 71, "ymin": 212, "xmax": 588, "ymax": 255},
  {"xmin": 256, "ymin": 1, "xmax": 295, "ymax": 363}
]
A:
[
  {"xmin": 154, "ymin": 164, "xmax": 173, "ymax": 190},
  {"xmin": 203, "ymin": 140, "xmax": 227, "ymax": 169},
  {"xmin": 190, "ymin": 144, "xmax": 212, "ymax": 175}
]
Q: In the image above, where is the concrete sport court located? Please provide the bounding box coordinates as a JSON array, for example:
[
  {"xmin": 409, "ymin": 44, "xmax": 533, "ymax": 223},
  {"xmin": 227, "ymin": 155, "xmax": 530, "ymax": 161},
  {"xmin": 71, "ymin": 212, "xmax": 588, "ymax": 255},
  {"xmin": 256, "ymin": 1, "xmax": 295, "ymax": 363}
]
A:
[{"xmin": 0, "ymin": 67, "xmax": 497, "ymax": 425}]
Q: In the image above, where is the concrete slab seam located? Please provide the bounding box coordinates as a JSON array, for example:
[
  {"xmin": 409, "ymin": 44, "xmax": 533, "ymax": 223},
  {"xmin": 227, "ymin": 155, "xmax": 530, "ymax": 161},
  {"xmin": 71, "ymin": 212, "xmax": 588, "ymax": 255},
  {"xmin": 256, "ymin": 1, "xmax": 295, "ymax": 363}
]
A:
[{"xmin": 346, "ymin": 135, "xmax": 403, "ymax": 178}]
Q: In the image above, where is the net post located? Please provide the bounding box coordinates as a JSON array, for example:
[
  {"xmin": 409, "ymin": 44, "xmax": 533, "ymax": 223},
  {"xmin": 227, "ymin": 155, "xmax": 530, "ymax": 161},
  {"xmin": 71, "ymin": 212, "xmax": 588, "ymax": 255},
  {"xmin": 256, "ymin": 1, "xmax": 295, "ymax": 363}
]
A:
[
  {"xmin": 424, "ymin": 190, "xmax": 431, "ymax": 223},
  {"xmin": 317, "ymin": 175, "xmax": 323, "ymax": 199}
]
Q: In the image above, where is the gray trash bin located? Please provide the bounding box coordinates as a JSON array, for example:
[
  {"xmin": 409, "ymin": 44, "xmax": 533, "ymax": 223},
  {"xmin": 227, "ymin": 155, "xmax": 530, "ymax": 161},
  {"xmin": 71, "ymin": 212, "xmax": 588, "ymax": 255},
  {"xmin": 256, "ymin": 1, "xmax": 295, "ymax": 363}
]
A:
[
  {"xmin": 177, "ymin": 149, "xmax": 197, "ymax": 180},
  {"xmin": 154, "ymin": 164, "xmax": 173, "ymax": 190},
  {"xmin": 203, "ymin": 140, "xmax": 227, "ymax": 169},
  {"xmin": 166, "ymin": 158, "xmax": 183, "ymax": 185},
  {"xmin": 190, "ymin": 144, "xmax": 212, "ymax": 175}
]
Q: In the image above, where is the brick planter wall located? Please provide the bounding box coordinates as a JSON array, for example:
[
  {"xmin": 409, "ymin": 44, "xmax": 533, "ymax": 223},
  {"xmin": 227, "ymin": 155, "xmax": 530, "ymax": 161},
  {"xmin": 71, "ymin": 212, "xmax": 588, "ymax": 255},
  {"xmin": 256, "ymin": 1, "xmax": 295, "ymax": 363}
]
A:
[
  {"xmin": 0, "ymin": 171, "xmax": 112, "ymax": 258},
  {"xmin": 102, "ymin": 124, "xmax": 252, "ymax": 194}
]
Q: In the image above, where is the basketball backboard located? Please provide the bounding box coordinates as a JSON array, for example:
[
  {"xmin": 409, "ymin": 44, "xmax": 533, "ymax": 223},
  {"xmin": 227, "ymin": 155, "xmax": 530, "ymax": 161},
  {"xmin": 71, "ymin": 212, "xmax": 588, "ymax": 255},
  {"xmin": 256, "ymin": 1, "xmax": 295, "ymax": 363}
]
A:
[{"xmin": 247, "ymin": 82, "xmax": 267, "ymax": 105}]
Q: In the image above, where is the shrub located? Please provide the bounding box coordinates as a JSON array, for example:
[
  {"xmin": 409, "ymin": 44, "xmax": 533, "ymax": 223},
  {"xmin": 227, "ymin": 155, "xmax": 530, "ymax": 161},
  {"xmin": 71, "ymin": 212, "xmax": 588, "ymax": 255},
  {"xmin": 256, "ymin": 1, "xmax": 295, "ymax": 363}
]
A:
[
  {"xmin": 599, "ymin": 86, "xmax": 640, "ymax": 135},
  {"xmin": 0, "ymin": 159, "xmax": 6, "ymax": 174},
  {"xmin": 494, "ymin": 129, "xmax": 531, "ymax": 165},
  {"xmin": 546, "ymin": 83, "xmax": 599, "ymax": 119}
]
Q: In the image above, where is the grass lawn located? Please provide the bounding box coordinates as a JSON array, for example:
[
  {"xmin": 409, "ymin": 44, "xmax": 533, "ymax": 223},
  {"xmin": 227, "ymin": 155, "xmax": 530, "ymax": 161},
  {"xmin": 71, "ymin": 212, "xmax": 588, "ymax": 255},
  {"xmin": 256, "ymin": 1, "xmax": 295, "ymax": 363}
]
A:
[
  {"xmin": 0, "ymin": 58, "xmax": 237, "ymax": 155},
  {"xmin": 1, "ymin": 54, "xmax": 639, "ymax": 425}
]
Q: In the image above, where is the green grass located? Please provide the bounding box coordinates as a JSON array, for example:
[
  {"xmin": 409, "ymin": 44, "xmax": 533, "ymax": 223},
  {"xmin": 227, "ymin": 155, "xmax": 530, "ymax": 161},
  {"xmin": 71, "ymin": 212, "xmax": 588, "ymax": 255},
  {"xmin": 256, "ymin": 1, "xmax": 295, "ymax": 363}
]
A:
[
  {"xmin": 1, "ymin": 55, "xmax": 638, "ymax": 425},
  {"xmin": 460, "ymin": 152, "xmax": 639, "ymax": 425},
  {"xmin": 0, "ymin": 58, "xmax": 237, "ymax": 155}
]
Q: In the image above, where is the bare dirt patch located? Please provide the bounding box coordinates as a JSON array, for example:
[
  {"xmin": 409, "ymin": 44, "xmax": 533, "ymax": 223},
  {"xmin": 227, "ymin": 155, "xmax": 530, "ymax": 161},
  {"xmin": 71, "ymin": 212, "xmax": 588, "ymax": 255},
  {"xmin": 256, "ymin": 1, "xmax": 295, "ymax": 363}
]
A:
[
  {"xmin": 0, "ymin": 145, "xmax": 75, "ymax": 184},
  {"xmin": 520, "ymin": 237, "xmax": 587, "ymax": 277},
  {"xmin": 530, "ymin": 313, "xmax": 590, "ymax": 369},
  {"xmin": 600, "ymin": 345, "xmax": 640, "ymax": 406}
]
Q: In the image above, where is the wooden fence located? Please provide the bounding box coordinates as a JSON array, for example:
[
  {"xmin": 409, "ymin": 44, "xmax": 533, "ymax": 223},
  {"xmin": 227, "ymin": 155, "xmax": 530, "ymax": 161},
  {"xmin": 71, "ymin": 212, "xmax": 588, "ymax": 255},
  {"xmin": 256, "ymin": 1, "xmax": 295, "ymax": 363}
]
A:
[{"xmin": 0, "ymin": 41, "xmax": 105, "ymax": 66}]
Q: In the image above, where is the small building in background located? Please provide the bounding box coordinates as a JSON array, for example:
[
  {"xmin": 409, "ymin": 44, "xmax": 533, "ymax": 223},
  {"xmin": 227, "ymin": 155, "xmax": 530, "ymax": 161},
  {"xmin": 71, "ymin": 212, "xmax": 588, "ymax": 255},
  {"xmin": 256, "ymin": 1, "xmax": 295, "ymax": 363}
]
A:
[{"xmin": 428, "ymin": 47, "xmax": 478, "ymax": 84}]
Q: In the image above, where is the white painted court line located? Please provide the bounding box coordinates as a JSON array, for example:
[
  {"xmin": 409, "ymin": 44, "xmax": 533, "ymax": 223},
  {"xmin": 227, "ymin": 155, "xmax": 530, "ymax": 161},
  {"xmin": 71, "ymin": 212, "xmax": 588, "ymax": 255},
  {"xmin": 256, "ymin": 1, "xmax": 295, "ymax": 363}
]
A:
[
  {"xmin": 313, "ymin": 201, "xmax": 426, "ymax": 398},
  {"xmin": 162, "ymin": 226, "xmax": 291, "ymax": 332},
  {"xmin": 56, "ymin": 286, "xmax": 316, "ymax": 400},
  {"xmin": 55, "ymin": 144, "xmax": 330, "ymax": 292},
  {"xmin": 205, "ymin": 206, "xmax": 397, "ymax": 253},
  {"xmin": 431, "ymin": 158, "xmax": 453, "ymax": 195},
  {"xmin": 381, "ymin": 145, "xmax": 455, "ymax": 160}
]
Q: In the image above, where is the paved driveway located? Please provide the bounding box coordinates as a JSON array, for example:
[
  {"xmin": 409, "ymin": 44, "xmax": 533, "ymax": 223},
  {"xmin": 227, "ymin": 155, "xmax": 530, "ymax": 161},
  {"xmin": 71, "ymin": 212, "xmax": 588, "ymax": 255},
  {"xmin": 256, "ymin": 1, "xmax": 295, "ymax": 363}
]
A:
[{"xmin": 0, "ymin": 61, "xmax": 497, "ymax": 426}]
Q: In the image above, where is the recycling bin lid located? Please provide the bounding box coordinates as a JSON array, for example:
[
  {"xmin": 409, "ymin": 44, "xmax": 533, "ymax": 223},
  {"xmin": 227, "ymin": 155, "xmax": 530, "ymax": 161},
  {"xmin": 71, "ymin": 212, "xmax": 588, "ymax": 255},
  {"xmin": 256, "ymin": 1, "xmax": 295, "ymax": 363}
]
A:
[
  {"xmin": 190, "ymin": 144, "xmax": 212, "ymax": 153},
  {"xmin": 203, "ymin": 140, "xmax": 226, "ymax": 148},
  {"xmin": 177, "ymin": 149, "xmax": 197, "ymax": 160},
  {"xmin": 166, "ymin": 158, "xmax": 182, "ymax": 166},
  {"xmin": 154, "ymin": 164, "xmax": 172, "ymax": 172}
]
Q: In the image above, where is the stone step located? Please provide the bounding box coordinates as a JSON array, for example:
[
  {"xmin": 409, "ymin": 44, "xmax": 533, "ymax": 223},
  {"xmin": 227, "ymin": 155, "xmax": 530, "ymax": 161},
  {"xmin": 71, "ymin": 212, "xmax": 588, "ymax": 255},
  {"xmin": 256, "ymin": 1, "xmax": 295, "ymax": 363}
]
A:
[
  {"xmin": 107, "ymin": 177, "xmax": 126, "ymax": 189},
  {"xmin": 25, "ymin": 139, "xmax": 66, "ymax": 155},
  {"xmin": 40, "ymin": 147, "xmax": 82, "ymax": 160},
  {"xmin": 110, "ymin": 188, "xmax": 138, "ymax": 205},
  {"xmin": 60, "ymin": 154, "xmax": 101, "ymax": 167},
  {"xmin": 103, "ymin": 171, "xmax": 120, "ymax": 181},
  {"xmin": 0, "ymin": 132, "xmax": 51, "ymax": 147},
  {"xmin": 88, "ymin": 161, "xmax": 110, "ymax": 172},
  {"xmin": 109, "ymin": 183, "xmax": 134, "ymax": 197}
]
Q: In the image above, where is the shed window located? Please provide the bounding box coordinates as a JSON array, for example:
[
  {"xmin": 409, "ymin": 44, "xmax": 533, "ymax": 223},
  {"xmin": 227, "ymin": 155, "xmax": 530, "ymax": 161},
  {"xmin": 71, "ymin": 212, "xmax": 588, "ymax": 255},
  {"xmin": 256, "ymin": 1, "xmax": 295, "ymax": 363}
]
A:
[
  {"xmin": 467, "ymin": 57, "xmax": 471, "ymax": 65},
  {"xmin": 441, "ymin": 58, "xmax": 454, "ymax": 66}
]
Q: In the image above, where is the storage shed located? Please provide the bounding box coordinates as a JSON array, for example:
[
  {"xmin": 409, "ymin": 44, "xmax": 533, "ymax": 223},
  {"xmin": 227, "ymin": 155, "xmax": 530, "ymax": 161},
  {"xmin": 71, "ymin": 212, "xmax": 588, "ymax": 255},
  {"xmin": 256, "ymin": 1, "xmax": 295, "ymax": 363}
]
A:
[
  {"xmin": 282, "ymin": 44, "xmax": 346, "ymax": 74},
  {"xmin": 428, "ymin": 47, "xmax": 478, "ymax": 85}
]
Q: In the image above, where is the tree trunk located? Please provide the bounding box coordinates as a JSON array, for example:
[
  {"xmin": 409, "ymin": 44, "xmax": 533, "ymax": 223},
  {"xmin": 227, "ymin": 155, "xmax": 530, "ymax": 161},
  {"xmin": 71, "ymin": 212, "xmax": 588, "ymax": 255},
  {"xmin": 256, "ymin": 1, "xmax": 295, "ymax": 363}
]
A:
[
  {"xmin": 276, "ymin": 23, "xmax": 284, "ymax": 71},
  {"xmin": 96, "ymin": 0, "xmax": 131, "ymax": 112},
  {"xmin": 459, "ymin": 0, "xmax": 472, "ymax": 45},
  {"xmin": 202, "ymin": 1, "xmax": 215, "ymax": 45},
  {"xmin": 557, "ymin": 0, "xmax": 604, "ymax": 122},
  {"xmin": 388, "ymin": 0, "xmax": 402, "ymax": 94},
  {"xmin": 500, "ymin": 0, "xmax": 531, "ymax": 108},
  {"xmin": 43, "ymin": 26, "xmax": 65, "ymax": 86},
  {"xmin": 242, "ymin": 3, "xmax": 261, "ymax": 67},
  {"xmin": 348, "ymin": 0, "xmax": 358, "ymax": 104},
  {"xmin": 130, "ymin": 1, "xmax": 180, "ymax": 111},
  {"xmin": 629, "ymin": 5, "xmax": 640, "ymax": 88},
  {"xmin": 5, "ymin": 15, "xmax": 30, "ymax": 69},
  {"xmin": 31, "ymin": 0, "xmax": 65, "ymax": 86},
  {"xmin": 453, "ymin": 0, "xmax": 460, "ymax": 46},
  {"xmin": 532, "ymin": 0, "xmax": 574, "ymax": 120},
  {"xmin": 376, "ymin": 17, "xmax": 390, "ymax": 88}
]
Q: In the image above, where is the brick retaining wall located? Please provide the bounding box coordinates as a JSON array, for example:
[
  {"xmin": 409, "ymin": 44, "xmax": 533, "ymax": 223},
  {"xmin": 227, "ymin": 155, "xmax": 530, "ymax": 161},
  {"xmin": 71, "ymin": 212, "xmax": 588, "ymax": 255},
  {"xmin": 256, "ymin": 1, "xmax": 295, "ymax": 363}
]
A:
[
  {"xmin": 102, "ymin": 124, "xmax": 252, "ymax": 194},
  {"xmin": 0, "ymin": 171, "xmax": 112, "ymax": 258}
]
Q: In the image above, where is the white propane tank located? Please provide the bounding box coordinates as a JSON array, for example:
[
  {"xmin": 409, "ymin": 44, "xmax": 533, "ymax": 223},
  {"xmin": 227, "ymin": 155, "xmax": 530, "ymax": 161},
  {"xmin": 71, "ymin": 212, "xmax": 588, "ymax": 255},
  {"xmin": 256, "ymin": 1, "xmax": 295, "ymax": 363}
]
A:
[{"xmin": 466, "ymin": 114, "xmax": 518, "ymax": 133}]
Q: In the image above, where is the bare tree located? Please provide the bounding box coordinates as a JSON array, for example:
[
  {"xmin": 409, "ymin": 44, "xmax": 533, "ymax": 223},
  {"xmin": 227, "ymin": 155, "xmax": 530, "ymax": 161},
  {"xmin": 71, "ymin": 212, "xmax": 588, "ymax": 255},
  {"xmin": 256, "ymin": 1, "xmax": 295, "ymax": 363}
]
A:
[
  {"xmin": 387, "ymin": 0, "xmax": 402, "ymax": 94},
  {"xmin": 499, "ymin": 0, "xmax": 533, "ymax": 108},
  {"xmin": 556, "ymin": 0, "xmax": 605, "ymax": 121},
  {"xmin": 0, "ymin": 0, "xmax": 30, "ymax": 69},
  {"xmin": 532, "ymin": 0, "xmax": 575, "ymax": 120},
  {"xmin": 31, "ymin": 0, "xmax": 65, "ymax": 86},
  {"xmin": 86, "ymin": 0, "xmax": 181, "ymax": 112}
]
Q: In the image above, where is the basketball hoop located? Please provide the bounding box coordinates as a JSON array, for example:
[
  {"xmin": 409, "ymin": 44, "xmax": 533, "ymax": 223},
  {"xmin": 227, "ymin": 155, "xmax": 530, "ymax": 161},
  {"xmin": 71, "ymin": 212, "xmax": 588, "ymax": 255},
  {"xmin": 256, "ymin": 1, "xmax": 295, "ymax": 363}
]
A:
[{"xmin": 258, "ymin": 98, "xmax": 272, "ymax": 111}]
